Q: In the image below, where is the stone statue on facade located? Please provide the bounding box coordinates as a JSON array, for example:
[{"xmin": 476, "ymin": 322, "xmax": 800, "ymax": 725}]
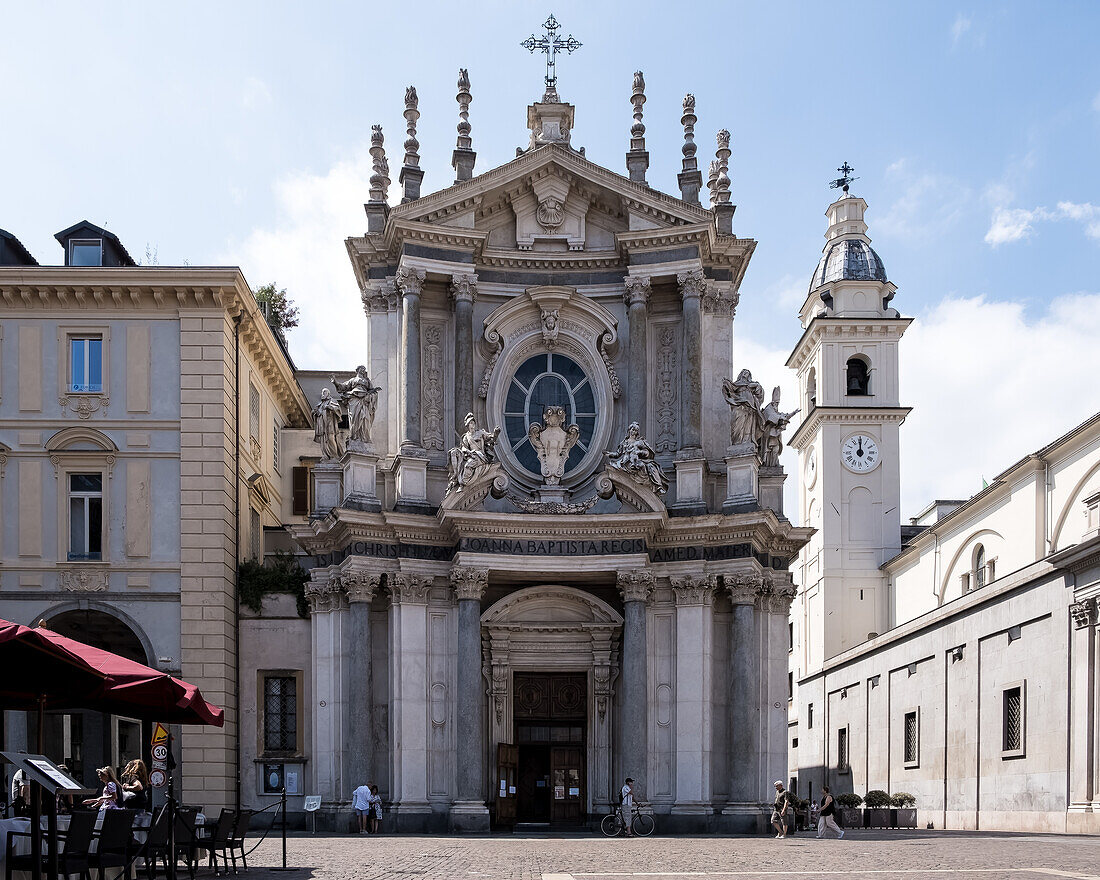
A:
[
  {"xmin": 312, "ymin": 387, "xmax": 346, "ymax": 461},
  {"xmin": 722, "ymin": 368, "xmax": 765, "ymax": 449},
  {"xmin": 528, "ymin": 405, "xmax": 580, "ymax": 486},
  {"xmin": 760, "ymin": 386, "xmax": 799, "ymax": 467},
  {"xmin": 608, "ymin": 421, "xmax": 669, "ymax": 495},
  {"xmin": 447, "ymin": 412, "xmax": 501, "ymax": 494},
  {"xmin": 332, "ymin": 366, "xmax": 381, "ymax": 447}
]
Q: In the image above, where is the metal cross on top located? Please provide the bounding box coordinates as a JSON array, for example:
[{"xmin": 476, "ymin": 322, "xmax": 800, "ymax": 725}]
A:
[
  {"xmin": 521, "ymin": 14, "xmax": 582, "ymax": 95},
  {"xmin": 830, "ymin": 161, "xmax": 859, "ymax": 194}
]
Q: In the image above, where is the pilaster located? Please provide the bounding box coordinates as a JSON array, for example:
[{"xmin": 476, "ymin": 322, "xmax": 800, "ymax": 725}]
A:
[{"xmin": 306, "ymin": 569, "xmax": 351, "ymax": 804}]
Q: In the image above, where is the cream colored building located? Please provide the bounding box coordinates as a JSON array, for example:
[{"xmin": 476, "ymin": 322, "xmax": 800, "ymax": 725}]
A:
[
  {"xmin": 0, "ymin": 221, "xmax": 311, "ymax": 811},
  {"xmin": 786, "ymin": 194, "xmax": 1100, "ymax": 834}
]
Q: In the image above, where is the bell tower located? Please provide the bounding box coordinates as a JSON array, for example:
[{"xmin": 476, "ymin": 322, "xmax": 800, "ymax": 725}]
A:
[{"xmin": 786, "ymin": 170, "xmax": 912, "ymax": 669}]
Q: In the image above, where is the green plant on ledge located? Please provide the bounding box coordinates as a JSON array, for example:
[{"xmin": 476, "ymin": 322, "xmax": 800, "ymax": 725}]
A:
[
  {"xmin": 238, "ymin": 550, "xmax": 309, "ymax": 618},
  {"xmin": 835, "ymin": 792, "xmax": 863, "ymax": 809},
  {"xmin": 890, "ymin": 791, "xmax": 916, "ymax": 808},
  {"xmin": 864, "ymin": 789, "xmax": 892, "ymax": 809}
]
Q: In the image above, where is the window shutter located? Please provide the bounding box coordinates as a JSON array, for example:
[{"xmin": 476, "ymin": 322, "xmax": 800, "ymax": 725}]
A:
[{"xmin": 292, "ymin": 467, "xmax": 309, "ymax": 516}]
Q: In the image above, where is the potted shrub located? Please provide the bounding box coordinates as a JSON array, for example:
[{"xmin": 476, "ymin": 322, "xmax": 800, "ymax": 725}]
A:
[
  {"xmin": 864, "ymin": 789, "xmax": 892, "ymax": 827},
  {"xmin": 890, "ymin": 792, "xmax": 917, "ymax": 828},
  {"xmin": 835, "ymin": 792, "xmax": 863, "ymax": 829}
]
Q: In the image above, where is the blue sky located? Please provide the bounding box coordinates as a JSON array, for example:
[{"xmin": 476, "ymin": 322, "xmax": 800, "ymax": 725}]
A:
[{"xmin": 3, "ymin": 1, "xmax": 1098, "ymax": 517}]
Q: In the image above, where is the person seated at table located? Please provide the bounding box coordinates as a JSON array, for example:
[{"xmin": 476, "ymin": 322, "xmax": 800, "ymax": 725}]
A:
[
  {"xmin": 55, "ymin": 763, "xmax": 75, "ymax": 815},
  {"xmin": 120, "ymin": 759, "xmax": 150, "ymax": 812},
  {"xmin": 83, "ymin": 766, "xmax": 122, "ymax": 810},
  {"xmin": 10, "ymin": 768, "xmax": 29, "ymax": 817}
]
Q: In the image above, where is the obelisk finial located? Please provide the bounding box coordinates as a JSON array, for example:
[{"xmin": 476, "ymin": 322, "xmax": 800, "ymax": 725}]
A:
[
  {"xmin": 452, "ymin": 68, "xmax": 476, "ymax": 183},
  {"xmin": 626, "ymin": 71, "xmax": 649, "ymax": 185},
  {"xmin": 677, "ymin": 94, "xmax": 702, "ymax": 204},
  {"xmin": 707, "ymin": 160, "xmax": 720, "ymax": 206},
  {"xmin": 400, "ymin": 86, "xmax": 424, "ymax": 203},
  {"xmin": 365, "ymin": 125, "xmax": 390, "ymax": 232},
  {"xmin": 713, "ymin": 128, "xmax": 734, "ymax": 233}
]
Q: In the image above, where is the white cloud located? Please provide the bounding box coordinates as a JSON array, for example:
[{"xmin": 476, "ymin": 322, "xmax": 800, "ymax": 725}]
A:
[
  {"xmin": 985, "ymin": 201, "xmax": 1100, "ymax": 245},
  {"xmin": 760, "ymin": 273, "xmax": 807, "ymax": 311},
  {"xmin": 735, "ymin": 292, "xmax": 1100, "ymax": 524},
  {"xmin": 876, "ymin": 158, "xmax": 970, "ymax": 241},
  {"xmin": 950, "ymin": 14, "xmax": 972, "ymax": 45},
  {"xmin": 223, "ymin": 147, "xmax": 376, "ymax": 369},
  {"xmin": 241, "ymin": 76, "xmax": 273, "ymax": 110}
]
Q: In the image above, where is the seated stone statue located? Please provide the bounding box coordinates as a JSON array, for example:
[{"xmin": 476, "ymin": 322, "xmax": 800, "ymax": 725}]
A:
[
  {"xmin": 447, "ymin": 412, "xmax": 501, "ymax": 494},
  {"xmin": 608, "ymin": 421, "xmax": 669, "ymax": 495}
]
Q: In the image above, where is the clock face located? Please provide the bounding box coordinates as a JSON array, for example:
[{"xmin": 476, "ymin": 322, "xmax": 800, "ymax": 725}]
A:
[
  {"xmin": 805, "ymin": 447, "xmax": 818, "ymax": 488},
  {"xmin": 842, "ymin": 434, "xmax": 880, "ymax": 473}
]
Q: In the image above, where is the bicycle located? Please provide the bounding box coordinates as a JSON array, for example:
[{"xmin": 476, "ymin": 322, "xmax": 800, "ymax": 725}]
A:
[{"xmin": 600, "ymin": 801, "xmax": 655, "ymax": 837}]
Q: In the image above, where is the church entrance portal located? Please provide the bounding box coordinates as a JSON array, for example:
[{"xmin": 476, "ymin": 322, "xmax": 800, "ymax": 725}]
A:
[{"xmin": 513, "ymin": 672, "xmax": 586, "ymax": 826}]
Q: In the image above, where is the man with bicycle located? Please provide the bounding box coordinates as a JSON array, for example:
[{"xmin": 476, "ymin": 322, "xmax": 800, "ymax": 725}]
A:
[{"xmin": 620, "ymin": 778, "xmax": 635, "ymax": 836}]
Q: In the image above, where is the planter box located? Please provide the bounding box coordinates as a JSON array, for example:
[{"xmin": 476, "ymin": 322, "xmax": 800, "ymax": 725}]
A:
[
  {"xmin": 868, "ymin": 808, "xmax": 891, "ymax": 828},
  {"xmin": 894, "ymin": 808, "xmax": 917, "ymax": 828},
  {"xmin": 838, "ymin": 808, "xmax": 862, "ymax": 828}
]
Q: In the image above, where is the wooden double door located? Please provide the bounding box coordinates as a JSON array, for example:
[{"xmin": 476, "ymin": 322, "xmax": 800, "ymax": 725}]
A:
[{"xmin": 504, "ymin": 672, "xmax": 587, "ymax": 826}]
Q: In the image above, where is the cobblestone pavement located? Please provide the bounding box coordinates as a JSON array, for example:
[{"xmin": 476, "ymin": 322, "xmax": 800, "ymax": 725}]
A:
[{"xmin": 237, "ymin": 830, "xmax": 1100, "ymax": 880}]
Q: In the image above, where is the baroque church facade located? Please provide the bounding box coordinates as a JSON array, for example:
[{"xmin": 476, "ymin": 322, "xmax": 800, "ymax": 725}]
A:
[{"xmin": 281, "ymin": 68, "xmax": 811, "ymax": 832}]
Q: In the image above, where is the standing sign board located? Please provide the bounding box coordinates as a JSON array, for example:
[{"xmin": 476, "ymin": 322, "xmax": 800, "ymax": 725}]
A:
[
  {"xmin": 150, "ymin": 722, "xmax": 170, "ymax": 788},
  {"xmin": 0, "ymin": 752, "xmax": 85, "ymax": 793}
]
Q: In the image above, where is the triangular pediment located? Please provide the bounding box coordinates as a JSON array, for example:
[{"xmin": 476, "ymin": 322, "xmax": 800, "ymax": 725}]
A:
[{"xmin": 390, "ymin": 144, "xmax": 711, "ymax": 243}]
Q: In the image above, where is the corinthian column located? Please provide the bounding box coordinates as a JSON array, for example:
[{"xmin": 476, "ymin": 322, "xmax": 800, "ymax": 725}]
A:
[
  {"xmin": 451, "ymin": 566, "xmax": 490, "ymax": 831},
  {"xmin": 396, "ymin": 266, "xmax": 426, "ymax": 453},
  {"xmin": 724, "ymin": 572, "xmax": 760, "ymax": 825},
  {"xmin": 617, "ymin": 569, "xmax": 655, "ymax": 799},
  {"xmin": 624, "ymin": 276, "xmax": 651, "ymax": 429},
  {"xmin": 450, "ymin": 275, "xmax": 478, "ymax": 436},
  {"xmin": 344, "ymin": 571, "xmax": 381, "ymax": 795},
  {"xmin": 676, "ymin": 269, "xmax": 706, "ymax": 452}
]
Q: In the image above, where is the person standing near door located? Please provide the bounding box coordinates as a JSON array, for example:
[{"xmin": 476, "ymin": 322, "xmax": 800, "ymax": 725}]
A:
[
  {"xmin": 816, "ymin": 786, "xmax": 844, "ymax": 839},
  {"xmin": 620, "ymin": 778, "xmax": 635, "ymax": 837}
]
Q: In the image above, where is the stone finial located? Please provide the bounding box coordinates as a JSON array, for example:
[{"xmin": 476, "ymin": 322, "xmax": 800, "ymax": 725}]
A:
[
  {"xmin": 677, "ymin": 94, "xmax": 702, "ymax": 205},
  {"xmin": 626, "ymin": 70, "xmax": 649, "ymax": 184},
  {"xmin": 707, "ymin": 160, "xmax": 720, "ymax": 205},
  {"xmin": 713, "ymin": 128, "xmax": 735, "ymax": 234},
  {"xmin": 369, "ymin": 125, "xmax": 390, "ymax": 202},
  {"xmin": 452, "ymin": 68, "xmax": 476, "ymax": 182},
  {"xmin": 399, "ymin": 86, "xmax": 424, "ymax": 203}
]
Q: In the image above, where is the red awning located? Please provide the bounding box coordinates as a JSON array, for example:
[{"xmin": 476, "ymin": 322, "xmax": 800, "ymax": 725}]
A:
[{"xmin": 0, "ymin": 619, "xmax": 224, "ymax": 727}]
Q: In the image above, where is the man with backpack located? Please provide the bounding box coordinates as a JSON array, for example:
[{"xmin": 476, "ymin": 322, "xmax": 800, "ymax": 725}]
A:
[{"xmin": 771, "ymin": 780, "xmax": 793, "ymax": 838}]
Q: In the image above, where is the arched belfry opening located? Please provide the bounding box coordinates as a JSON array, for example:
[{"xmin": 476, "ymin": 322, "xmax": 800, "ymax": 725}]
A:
[{"xmin": 846, "ymin": 356, "xmax": 870, "ymax": 396}]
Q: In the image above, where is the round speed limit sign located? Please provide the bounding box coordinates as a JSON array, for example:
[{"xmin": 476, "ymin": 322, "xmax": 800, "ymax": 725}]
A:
[
  {"xmin": 150, "ymin": 769, "xmax": 167, "ymax": 789},
  {"xmin": 152, "ymin": 745, "xmax": 168, "ymax": 762}
]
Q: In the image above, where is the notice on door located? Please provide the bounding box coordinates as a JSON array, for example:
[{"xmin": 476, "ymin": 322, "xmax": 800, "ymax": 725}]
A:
[{"xmin": 554, "ymin": 786, "xmax": 565, "ymax": 800}]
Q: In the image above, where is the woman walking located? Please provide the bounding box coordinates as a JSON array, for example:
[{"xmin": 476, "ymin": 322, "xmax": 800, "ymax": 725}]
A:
[{"xmin": 816, "ymin": 786, "xmax": 844, "ymax": 839}]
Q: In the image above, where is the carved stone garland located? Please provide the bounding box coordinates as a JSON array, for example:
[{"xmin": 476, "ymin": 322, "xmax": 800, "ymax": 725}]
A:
[
  {"xmin": 422, "ymin": 323, "xmax": 445, "ymax": 451},
  {"xmin": 655, "ymin": 324, "xmax": 678, "ymax": 452}
]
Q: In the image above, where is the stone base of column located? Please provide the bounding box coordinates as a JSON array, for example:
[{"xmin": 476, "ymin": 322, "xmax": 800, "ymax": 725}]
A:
[
  {"xmin": 758, "ymin": 466, "xmax": 787, "ymax": 518},
  {"xmin": 669, "ymin": 453, "xmax": 707, "ymax": 517},
  {"xmin": 312, "ymin": 462, "xmax": 343, "ymax": 515},
  {"xmin": 342, "ymin": 444, "xmax": 382, "ymax": 512},
  {"xmin": 394, "ymin": 450, "xmax": 433, "ymax": 515},
  {"xmin": 663, "ymin": 803, "xmax": 715, "ymax": 833},
  {"xmin": 722, "ymin": 445, "xmax": 760, "ymax": 514},
  {"xmin": 719, "ymin": 802, "xmax": 765, "ymax": 834},
  {"xmin": 449, "ymin": 800, "xmax": 491, "ymax": 832},
  {"xmin": 392, "ymin": 801, "xmax": 433, "ymax": 833}
]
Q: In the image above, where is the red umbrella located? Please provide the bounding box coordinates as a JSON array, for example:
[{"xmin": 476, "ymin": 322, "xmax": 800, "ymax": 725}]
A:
[{"xmin": 0, "ymin": 618, "xmax": 223, "ymax": 726}]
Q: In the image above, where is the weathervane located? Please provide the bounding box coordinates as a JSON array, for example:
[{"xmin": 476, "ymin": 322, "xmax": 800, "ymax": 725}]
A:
[
  {"xmin": 521, "ymin": 14, "xmax": 582, "ymax": 99},
  {"xmin": 830, "ymin": 161, "xmax": 859, "ymax": 194}
]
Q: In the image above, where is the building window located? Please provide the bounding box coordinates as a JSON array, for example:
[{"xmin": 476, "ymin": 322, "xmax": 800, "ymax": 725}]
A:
[
  {"xmin": 249, "ymin": 382, "xmax": 261, "ymax": 441},
  {"xmin": 792, "ymin": 737, "xmax": 798, "ymax": 749},
  {"xmin": 1002, "ymin": 682, "xmax": 1025, "ymax": 758},
  {"xmin": 974, "ymin": 545, "xmax": 987, "ymax": 590},
  {"xmin": 845, "ymin": 356, "xmax": 870, "ymax": 396},
  {"xmin": 788, "ymin": 672, "xmax": 794, "ymax": 701},
  {"xmin": 69, "ymin": 337, "xmax": 103, "ymax": 393},
  {"xmin": 837, "ymin": 727, "xmax": 849, "ymax": 773},
  {"xmin": 250, "ymin": 508, "xmax": 262, "ymax": 560},
  {"xmin": 262, "ymin": 674, "xmax": 298, "ymax": 754},
  {"xmin": 807, "ymin": 703, "xmax": 814, "ymax": 729},
  {"xmin": 68, "ymin": 473, "xmax": 103, "ymax": 560},
  {"xmin": 69, "ymin": 239, "xmax": 103, "ymax": 267},
  {"xmin": 272, "ymin": 421, "xmax": 280, "ymax": 472},
  {"xmin": 904, "ymin": 710, "xmax": 920, "ymax": 767},
  {"xmin": 806, "ymin": 366, "xmax": 817, "ymax": 410},
  {"xmin": 789, "ymin": 622, "xmax": 794, "ymax": 653},
  {"xmin": 291, "ymin": 466, "xmax": 310, "ymax": 517}
]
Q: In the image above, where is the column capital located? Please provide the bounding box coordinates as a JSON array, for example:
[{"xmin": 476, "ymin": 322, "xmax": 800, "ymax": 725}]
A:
[
  {"xmin": 343, "ymin": 570, "xmax": 383, "ymax": 604},
  {"xmin": 361, "ymin": 280, "xmax": 398, "ymax": 313},
  {"xmin": 617, "ymin": 569, "xmax": 656, "ymax": 604},
  {"xmin": 1071, "ymin": 596, "xmax": 1098, "ymax": 629},
  {"xmin": 623, "ymin": 275, "xmax": 652, "ymax": 308},
  {"xmin": 305, "ymin": 570, "xmax": 346, "ymax": 614},
  {"xmin": 701, "ymin": 281, "xmax": 739, "ymax": 318},
  {"xmin": 756, "ymin": 572, "xmax": 797, "ymax": 614},
  {"xmin": 450, "ymin": 273, "xmax": 478, "ymax": 304},
  {"xmin": 451, "ymin": 566, "xmax": 488, "ymax": 601},
  {"xmin": 725, "ymin": 572, "xmax": 763, "ymax": 605},
  {"xmin": 671, "ymin": 573, "xmax": 717, "ymax": 606},
  {"xmin": 676, "ymin": 268, "xmax": 707, "ymax": 301},
  {"xmin": 390, "ymin": 572, "xmax": 434, "ymax": 604},
  {"xmin": 395, "ymin": 266, "xmax": 426, "ymax": 298}
]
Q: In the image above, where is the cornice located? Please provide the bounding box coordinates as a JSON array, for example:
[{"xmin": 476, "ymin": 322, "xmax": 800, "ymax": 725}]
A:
[
  {"xmin": 477, "ymin": 249, "xmax": 624, "ymax": 271},
  {"xmin": 786, "ymin": 315, "xmax": 914, "ymax": 370},
  {"xmin": 788, "ymin": 405, "xmax": 914, "ymax": 451}
]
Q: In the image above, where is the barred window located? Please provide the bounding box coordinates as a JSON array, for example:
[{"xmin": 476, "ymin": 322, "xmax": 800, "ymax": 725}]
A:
[
  {"xmin": 904, "ymin": 711, "xmax": 919, "ymax": 765},
  {"xmin": 272, "ymin": 420, "xmax": 280, "ymax": 472},
  {"xmin": 837, "ymin": 727, "xmax": 849, "ymax": 772},
  {"xmin": 263, "ymin": 675, "xmax": 298, "ymax": 753},
  {"xmin": 1003, "ymin": 685, "xmax": 1024, "ymax": 755},
  {"xmin": 249, "ymin": 382, "xmax": 261, "ymax": 441}
]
